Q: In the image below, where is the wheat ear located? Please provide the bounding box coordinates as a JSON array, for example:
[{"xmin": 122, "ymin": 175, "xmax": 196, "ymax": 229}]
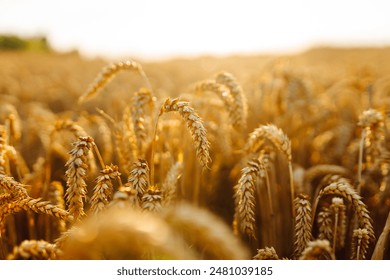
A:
[
  {"xmin": 215, "ymin": 71, "xmax": 248, "ymax": 129},
  {"xmin": 195, "ymin": 80, "xmax": 236, "ymax": 126},
  {"xmin": 127, "ymin": 159, "xmax": 150, "ymax": 201},
  {"xmin": 315, "ymin": 181, "xmax": 375, "ymax": 259},
  {"xmin": 299, "ymin": 239, "xmax": 335, "ymax": 260},
  {"xmin": 317, "ymin": 206, "xmax": 333, "ymax": 242},
  {"xmin": 0, "ymin": 125, "xmax": 11, "ymax": 175},
  {"xmin": 253, "ymin": 247, "xmax": 280, "ymax": 260},
  {"xmin": 163, "ymin": 202, "xmax": 250, "ymax": 260},
  {"xmin": 60, "ymin": 207, "xmax": 196, "ymax": 259},
  {"xmin": 46, "ymin": 181, "xmax": 67, "ymax": 238},
  {"xmin": 329, "ymin": 197, "xmax": 347, "ymax": 251},
  {"xmin": 247, "ymin": 124, "xmax": 295, "ymax": 217},
  {"xmin": 141, "ymin": 185, "xmax": 162, "ymax": 212},
  {"xmin": 0, "ymin": 196, "xmax": 73, "ymax": 229},
  {"xmin": 97, "ymin": 107, "xmax": 138, "ymax": 173},
  {"xmin": 131, "ymin": 88, "xmax": 155, "ymax": 153},
  {"xmin": 303, "ymin": 164, "xmax": 351, "ymax": 196},
  {"xmin": 293, "ymin": 194, "xmax": 313, "ymax": 259},
  {"xmin": 352, "ymin": 228, "xmax": 371, "ymax": 260},
  {"xmin": 6, "ymin": 240, "xmax": 59, "ymax": 260},
  {"xmin": 161, "ymin": 161, "xmax": 183, "ymax": 206},
  {"xmin": 108, "ymin": 186, "xmax": 139, "ymax": 209},
  {"xmin": 0, "ymin": 174, "xmax": 28, "ymax": 196},
  {"xmin": 357, "ymin": 108, "xmax": 386, "ymax": 193},
  {"xmin": 89, "ymin": 164, "xmax": 121, "ymax": 215},
  {"xmin": 64, "ymin": 136, "xmax": 94, "ymax": 222},
  {"xmin": 159, "ymin": 98, "xmax": 211, "ymax": 169},
  {"xmin": 234, "ymin": 159, "xmax": 260, "ymax": 239},
  {"xmin": 78, "ymin": 60, "xmax": 152, "ymax": 104}
]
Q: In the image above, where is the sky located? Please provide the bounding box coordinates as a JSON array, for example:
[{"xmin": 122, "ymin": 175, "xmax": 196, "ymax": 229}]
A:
[{"xmin": 1, "ymin": 0, "xmax": 390, "ymax": 61}]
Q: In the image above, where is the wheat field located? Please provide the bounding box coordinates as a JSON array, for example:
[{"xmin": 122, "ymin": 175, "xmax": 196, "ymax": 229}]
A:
[{"xmin": 1, "ymin": 48, "xmax": 390, "ymax": 260}]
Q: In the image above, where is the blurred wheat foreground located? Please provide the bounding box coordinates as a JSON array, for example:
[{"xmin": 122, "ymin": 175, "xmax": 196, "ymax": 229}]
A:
[{"xmin": 1, "ymin": 47, "xmax": 390, "ymax": 260}]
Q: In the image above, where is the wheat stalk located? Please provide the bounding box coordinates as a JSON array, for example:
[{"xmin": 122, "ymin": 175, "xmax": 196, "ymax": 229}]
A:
[{"xmin": 371, "ymin": 209, "xmax": 390, "ymax": 259}]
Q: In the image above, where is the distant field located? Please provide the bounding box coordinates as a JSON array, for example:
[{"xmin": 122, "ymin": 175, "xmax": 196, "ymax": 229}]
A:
[{"xmin": 1, "ymin": 47, "xmax": 390, "ymax": 259}]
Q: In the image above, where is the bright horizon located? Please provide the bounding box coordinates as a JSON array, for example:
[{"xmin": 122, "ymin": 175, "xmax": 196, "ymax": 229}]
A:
[{"xmin": 1, "ymin": 0, "xmax": 390, "ymax": 61}]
